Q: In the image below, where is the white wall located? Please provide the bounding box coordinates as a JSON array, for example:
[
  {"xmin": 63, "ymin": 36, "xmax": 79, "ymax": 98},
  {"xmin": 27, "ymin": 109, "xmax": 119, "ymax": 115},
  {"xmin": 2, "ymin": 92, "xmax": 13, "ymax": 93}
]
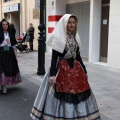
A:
[
  {"xmin": 89, "ymin": 0, "xmax": 101, "ymax": 62},
  {"xmin": 46, "ymin": 0, "xmax": 54, "ymax": 53},
  {"xmin": 46, "ymin": 0, "xmax": 67, "ymax": 53},
  {"xmin": 55, "ymin": 0, "xmax": 67, "ymax": 14},
  {"xmin": 107, "ymin": 0, "xmax": 120, "ymax": 69}
]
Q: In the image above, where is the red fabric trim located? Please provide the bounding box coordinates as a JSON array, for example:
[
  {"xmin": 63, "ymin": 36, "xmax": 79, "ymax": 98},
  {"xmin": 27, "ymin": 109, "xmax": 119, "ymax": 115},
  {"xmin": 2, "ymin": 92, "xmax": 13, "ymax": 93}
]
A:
[
  {"xmin": 48, "ymin": 15, "xmax": 62, "ymax": 22},
  {"xmin": 48, "ymin": 27, "xmax": 54, "ymax": 33}
]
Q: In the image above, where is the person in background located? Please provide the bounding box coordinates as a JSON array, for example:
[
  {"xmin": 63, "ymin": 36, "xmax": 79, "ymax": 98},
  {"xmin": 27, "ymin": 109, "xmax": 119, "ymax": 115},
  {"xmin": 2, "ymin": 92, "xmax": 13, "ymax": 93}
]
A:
[
  {"xmin": 9, "ymin": 23, "xmax": 16, "ymax": 37},
  {"xmin": 0, "ymin": 19, "xmax": 22, "ymax": 94},
  {"xmin": 24, "ymin": 23, "xmax": 35, "ymax": 51}
]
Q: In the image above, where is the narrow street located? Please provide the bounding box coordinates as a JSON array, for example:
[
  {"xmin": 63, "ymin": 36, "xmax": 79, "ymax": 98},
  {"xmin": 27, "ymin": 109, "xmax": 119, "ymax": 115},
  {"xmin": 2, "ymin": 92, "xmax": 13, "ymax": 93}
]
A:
[
  {"xmin": 0, "ymin": 0, "xmax": 120, "ymax": 120},
  {"xmin": 0, "ymin": 51, "xmax": 120, "ymax": 120},
  {"xmin": 0, "ymin": 77, "xmax": 39, "ymax": 120}
]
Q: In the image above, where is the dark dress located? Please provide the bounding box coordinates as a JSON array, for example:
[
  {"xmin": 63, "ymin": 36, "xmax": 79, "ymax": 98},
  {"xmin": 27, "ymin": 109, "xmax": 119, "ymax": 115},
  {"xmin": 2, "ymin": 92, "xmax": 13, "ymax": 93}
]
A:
[
  {"xmin": 0, "ymin": 31, "xmax": 22, "ymax": 85},
  {"xmin": 9, "ymin": 26, "xmax": 16, "ymax": 37},
  {"xmin": 25, "ymin": 27, "xmax": 35, "ymax": 51}
]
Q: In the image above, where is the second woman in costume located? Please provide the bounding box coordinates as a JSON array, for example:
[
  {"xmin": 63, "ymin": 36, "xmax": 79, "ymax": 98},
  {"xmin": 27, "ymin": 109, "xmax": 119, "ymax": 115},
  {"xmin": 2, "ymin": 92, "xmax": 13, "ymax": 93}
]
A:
[{"xmin": 0, "ymin": 19, "xmax": 22, "ymax": 94}]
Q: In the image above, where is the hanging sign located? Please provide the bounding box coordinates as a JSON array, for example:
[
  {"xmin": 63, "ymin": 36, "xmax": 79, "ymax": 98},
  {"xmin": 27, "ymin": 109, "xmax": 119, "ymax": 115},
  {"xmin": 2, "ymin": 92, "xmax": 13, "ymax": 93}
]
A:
[
  {"xmin": 103, "ymin": 19, "xmax": 107, "ymax": 25},
  {"xmin": 2, "ymin": 3, "xmax": 20, "ymax": 13}
]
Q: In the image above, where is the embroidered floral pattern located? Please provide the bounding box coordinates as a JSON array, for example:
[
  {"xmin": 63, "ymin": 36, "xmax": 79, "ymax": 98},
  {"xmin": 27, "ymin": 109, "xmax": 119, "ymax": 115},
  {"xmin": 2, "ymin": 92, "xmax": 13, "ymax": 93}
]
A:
[
  {"xmin": 56, "ymin": 60, "xmax": 89, "ymax": 94},
  {"xmin": 0, "ymin": 73, "xmax": 22, "ymax": 85}
]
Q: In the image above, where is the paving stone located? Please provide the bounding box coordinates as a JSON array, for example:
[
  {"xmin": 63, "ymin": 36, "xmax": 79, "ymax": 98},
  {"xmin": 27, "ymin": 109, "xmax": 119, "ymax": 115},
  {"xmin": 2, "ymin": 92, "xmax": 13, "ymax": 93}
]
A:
[{"xmin": 0, "ymin": 77, "xmax": 39, "ymax": 120}]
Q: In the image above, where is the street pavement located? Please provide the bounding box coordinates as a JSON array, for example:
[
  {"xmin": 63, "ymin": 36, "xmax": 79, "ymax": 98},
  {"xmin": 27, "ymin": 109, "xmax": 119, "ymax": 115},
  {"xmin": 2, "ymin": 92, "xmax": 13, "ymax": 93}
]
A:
[
  {"xmin": 1, "ymin": 51, "xmax": 120, "ymax": 120},
  {"xmin": 0, "ymin": 77, "xmax": 39, "ymax": 120}
]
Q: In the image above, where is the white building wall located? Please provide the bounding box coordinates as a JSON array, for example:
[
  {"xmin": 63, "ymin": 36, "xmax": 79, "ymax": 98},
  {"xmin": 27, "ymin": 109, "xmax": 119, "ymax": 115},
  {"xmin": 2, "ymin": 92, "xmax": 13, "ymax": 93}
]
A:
[
  {"xmin": 46, "ymin": 0, "xmax": 120, "ymax": 70},
  {"xmin": 46, "ymin": 0, "xmax": 55, "ymax": 53},
  {"xmin": 108, "ymin": 0, "xmax": 120, "ymax": 69},
  {"xmin": 0, "ymin": 0, "xmax": 2, "ymax": 20},
  {"xmin": 89, "ymin": 0, "xmax": 101, "ymax": 62},
  {"xmin": 55, "ymin": 0, "xmax": 67, "ymax": 14},
  {"xmin": 46, "ymin": 0, "xmax": 67, "ymax": 53}
]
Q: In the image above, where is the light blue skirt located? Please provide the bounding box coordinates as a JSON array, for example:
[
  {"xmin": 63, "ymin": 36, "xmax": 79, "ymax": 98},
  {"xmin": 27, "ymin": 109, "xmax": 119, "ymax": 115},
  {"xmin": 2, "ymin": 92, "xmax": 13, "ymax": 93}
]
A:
[{"xmin": 30, "ymin": 68, "xmax": 101, "ymax": 120}]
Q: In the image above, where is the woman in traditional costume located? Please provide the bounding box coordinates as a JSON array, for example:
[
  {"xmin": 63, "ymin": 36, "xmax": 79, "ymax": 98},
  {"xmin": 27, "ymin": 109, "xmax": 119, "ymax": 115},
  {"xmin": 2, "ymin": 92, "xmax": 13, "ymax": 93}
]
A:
[
  {"xmin": 0, "ymin": 19, "xmax": 22, "ymax": 94},
  {"xmin": 30, "ymin": 14, "xmax": 101, "ymax": 120}
]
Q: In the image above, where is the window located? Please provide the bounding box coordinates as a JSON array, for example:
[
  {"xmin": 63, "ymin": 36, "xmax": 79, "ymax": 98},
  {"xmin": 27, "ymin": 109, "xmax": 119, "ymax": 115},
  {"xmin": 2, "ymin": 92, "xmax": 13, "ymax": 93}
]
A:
[{"xmin": 4, "ymin": 0, "xmax": 11, "ymax": 2}]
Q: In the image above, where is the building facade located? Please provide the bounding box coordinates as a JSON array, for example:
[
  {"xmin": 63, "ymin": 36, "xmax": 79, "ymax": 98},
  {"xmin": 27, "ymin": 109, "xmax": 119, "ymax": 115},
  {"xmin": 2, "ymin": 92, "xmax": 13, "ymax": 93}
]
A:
[
  {"xmin": 0, "ymin": 0, "xmax": 40, "ymax": 49},
  {"xmin": 0, "ymin": 0, "xmax": 120, "ymax": 70},
  {"xmin": 46, "ymin": 0, "xmax": 120, "ymax": 70}
]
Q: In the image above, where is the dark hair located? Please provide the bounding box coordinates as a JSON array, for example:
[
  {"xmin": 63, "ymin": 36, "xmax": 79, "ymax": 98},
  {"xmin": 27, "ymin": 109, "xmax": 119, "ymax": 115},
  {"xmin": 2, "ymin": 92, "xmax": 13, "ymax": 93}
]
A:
[
  {"xmin": 69, "ymin": 15, "xmax": 78, "ymax": 23},
  {"xmin": 10, "ymin": 23, "xmax": 15, "ymax": 27},
  {"xmin": 1, "ymin": 19, "xmax": 9, "ymax": 24},
  {"xmin": 1, "ymin": 19, "xmax": 10, "ymax": 32},
  {"xmin": 0, "ymin": 19, "xmax": 11, "ymax": 43},
  {"xmin": 0, "ymin": 19, "xmax": 17, "ymax": 45}
]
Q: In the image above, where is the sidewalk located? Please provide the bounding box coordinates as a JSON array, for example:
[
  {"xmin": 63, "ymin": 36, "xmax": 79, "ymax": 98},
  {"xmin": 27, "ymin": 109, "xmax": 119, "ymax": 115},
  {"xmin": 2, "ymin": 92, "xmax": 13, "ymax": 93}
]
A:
[{"xmin": 17, "ymin": 51, "xmax": 120, "ymax": 120}]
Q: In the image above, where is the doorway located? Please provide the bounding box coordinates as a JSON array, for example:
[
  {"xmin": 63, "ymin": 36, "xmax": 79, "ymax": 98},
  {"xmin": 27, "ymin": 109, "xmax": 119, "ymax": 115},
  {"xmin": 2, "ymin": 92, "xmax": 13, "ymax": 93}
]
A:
[
  {"xmin": 100, "ymin": 0, "xmax": 110, "ymax": 62},
  {"xmin": 10, "ymin": 12, "xmax": 20, "ymax": 38}
]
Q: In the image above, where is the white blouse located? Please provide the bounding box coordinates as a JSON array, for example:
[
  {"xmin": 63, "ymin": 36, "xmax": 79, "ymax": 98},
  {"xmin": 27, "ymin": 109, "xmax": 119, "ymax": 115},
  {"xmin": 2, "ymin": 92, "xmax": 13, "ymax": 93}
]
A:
[{"xmin": 1, "ymin": 32, "xmax": 11, "ymax": 47}]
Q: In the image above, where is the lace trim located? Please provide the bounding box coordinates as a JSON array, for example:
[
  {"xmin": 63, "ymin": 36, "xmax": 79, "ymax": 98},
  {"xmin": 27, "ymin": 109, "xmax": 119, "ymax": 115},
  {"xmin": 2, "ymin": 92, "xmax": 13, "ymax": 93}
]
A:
[{"xmin": 55, "ymin": 89, "xmax": 91, "ymax": 104}]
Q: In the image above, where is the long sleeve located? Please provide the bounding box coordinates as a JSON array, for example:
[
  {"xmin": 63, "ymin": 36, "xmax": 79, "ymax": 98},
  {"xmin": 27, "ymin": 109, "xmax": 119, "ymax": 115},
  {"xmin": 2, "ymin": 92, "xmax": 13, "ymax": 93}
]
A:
[
  {"xmin": 10, "ymin": 32, "xmax": 17, "ymax": 45},
  {"xmin": 50, "ymin": 49, "xmax": 59, "ymax": 76},
  {"xmin": 76, "ymin": 48, "xmax": 87, "ymax": 74}
]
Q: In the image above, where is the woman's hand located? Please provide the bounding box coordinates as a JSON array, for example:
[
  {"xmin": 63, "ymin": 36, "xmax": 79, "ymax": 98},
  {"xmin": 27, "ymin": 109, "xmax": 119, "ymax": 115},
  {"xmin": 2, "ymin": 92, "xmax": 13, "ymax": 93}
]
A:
[{"xmin": 49, "ymin": 76, "xmax": 56, "ymax": 85}]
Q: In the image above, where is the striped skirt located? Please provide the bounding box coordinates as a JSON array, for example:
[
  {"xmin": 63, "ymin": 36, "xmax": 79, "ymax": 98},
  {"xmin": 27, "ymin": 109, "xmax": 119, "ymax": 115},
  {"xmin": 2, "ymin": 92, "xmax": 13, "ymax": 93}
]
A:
[{"xmin": 30, "ymin": 66, "xmax": 101, "ymax": 120}]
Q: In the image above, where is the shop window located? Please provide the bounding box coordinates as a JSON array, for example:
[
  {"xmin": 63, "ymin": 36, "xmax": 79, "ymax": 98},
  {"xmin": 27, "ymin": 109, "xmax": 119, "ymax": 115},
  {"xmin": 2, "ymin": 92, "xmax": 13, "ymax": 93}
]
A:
[{"xmin": 4, "ymin": 0, "xmax": 11, "ymax": 2}]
